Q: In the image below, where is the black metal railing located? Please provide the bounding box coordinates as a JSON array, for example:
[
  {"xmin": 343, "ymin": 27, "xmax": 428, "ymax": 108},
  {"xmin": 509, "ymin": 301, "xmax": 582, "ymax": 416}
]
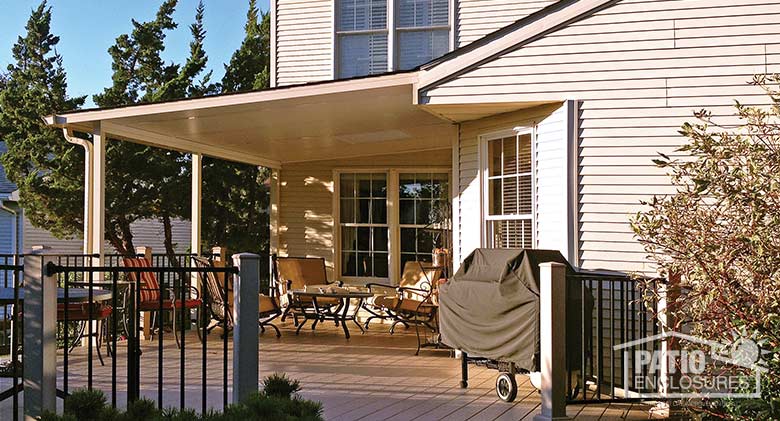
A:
[
  {"xmin": 45, "ymin": 260, "xmax": 239, "ymax": 413},
  {"xmin": 567, "ymin": 272, "xmax": 663, "ymax": 404},
  {"xmin": 0, "ymin": 255, "xmax": 23, "ymax": 421}
]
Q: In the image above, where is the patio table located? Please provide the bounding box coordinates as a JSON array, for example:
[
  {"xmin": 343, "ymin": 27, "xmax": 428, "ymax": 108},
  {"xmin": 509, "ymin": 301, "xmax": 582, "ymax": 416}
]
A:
[{"xmin": 290, "ymin": 287, "xmax": 373, "ymax": 339}]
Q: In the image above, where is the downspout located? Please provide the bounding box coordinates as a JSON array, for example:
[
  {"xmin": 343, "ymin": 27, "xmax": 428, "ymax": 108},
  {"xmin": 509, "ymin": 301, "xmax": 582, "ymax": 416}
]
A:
[
  {"xmin": 0, "ymin": 200, "xmax": 17, "ymax": 256},
  {"xmin": 62, "ymin": 128, "xmax": 93, "ymax": 255}
]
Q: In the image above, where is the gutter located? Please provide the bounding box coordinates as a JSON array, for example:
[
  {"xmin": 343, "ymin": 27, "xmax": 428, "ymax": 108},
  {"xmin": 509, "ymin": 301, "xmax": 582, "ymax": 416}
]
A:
[{"xmin": 62, "ymin": 128, "xmax": 93, "ymax": 255}]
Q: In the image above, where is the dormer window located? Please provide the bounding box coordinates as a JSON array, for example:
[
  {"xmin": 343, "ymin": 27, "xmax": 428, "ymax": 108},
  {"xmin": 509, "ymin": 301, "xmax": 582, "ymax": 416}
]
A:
[{"xmin": 336, "ymin": 0, "xmax": 451, "ymax": 79}]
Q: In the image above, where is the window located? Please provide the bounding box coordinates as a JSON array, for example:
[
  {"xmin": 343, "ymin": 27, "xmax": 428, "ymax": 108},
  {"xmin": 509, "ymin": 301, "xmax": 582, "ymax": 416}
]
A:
[
  {"xmin": 340, "ymin": 173, "xmax": 389, "ymax": 278},
  {"xmin": 396, "ymin": 0, "xmax": 450, "ymax": 70},
  {"xmin": 399, "ymin": 173, "xmax": 449, "ymax": 270},
  {"xmin": 338, "ymin": 171, "xmax": 450, "ymax": 281},
  {"xmin": 336, "ymin": 0, "xmax": 450, "ymax": 78},
  {"xmin": 336, "ymin": 0, "xmax": 389, "ymax": 79},
  {"xmin": 484, "ymin": 130, "xmax": 534, "ymax": 248}
]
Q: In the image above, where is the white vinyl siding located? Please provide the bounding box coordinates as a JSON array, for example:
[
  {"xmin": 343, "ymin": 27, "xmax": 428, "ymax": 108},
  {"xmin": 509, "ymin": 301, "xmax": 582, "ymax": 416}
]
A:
[
  {"xmin": 456, "ymin": 0, "xmax": 556, "ymax": 47},
  {"xmin": 278, "ymin": 150, "xmax": 451, "ymax": 281},
  {"xmin": 455, "ymin": 103, "xmax": 569, "ymax": 265},
  {"xmin": 426, "ymin": 0, "xmax": 778, "ymax": 273},
  {"xmin": 274, "ymin": 0, "xmax": 334, "ymax": 86}
]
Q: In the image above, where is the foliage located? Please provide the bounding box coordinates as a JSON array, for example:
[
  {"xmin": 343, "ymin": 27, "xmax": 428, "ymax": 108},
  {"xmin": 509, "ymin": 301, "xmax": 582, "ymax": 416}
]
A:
[
  {"xmin": 201, "ymin": 0, "xmax": 271, "ymax": 255},
  {"xmin": 43, "ymin": 374, "xmax": 322, "ymax": 421},
  {"xmin": 631, "ymin": 74, "xmax": 780, "ymax": 419},
  {"xmin": 0, "ymin": 1, "xmax": 86, "ymax": 240},
  {"xmin": 93, "ymin": 0, "xmax": 214, "ymax": 257},
  {"xmin": 262, "ymin": 372, "xmax": 302, "ymax": 398}
]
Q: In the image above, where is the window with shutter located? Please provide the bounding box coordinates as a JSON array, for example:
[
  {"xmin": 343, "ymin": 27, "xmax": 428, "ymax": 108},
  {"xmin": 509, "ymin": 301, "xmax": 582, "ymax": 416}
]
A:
[
  {"xmin": 335, "ymin": 0, "xmax": 451, "ymax": 78},
  {"xmin": 484, "ymin": 130, "xmax": 534, "ymax": 249}
]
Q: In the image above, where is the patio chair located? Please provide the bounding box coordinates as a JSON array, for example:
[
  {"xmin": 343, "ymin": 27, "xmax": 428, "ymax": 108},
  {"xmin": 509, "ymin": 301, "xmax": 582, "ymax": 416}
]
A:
[
  {"xmin": 271, "ymin": 254, "xmax": 341, "ymax": 327},
  {"xmin": 363, "ymin": 261, "xmax": 442, "ymax": 334},
  {"xmin": 122, "ymin": 257, "xmax": 203, "ymax": 348},
  {"xmin": 191, "ymin": 256, "xmax": 282, "ymax": 337},
  {"xmin": 57, "ymin": 302, "xmax": 113, "ymax": 366}
]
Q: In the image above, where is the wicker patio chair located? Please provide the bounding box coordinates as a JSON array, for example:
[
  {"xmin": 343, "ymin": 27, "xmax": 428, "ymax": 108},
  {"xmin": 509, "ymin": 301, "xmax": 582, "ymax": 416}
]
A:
[{"xmin": 363, "ymin": 261, "xmax": 442, "ymax": 334}]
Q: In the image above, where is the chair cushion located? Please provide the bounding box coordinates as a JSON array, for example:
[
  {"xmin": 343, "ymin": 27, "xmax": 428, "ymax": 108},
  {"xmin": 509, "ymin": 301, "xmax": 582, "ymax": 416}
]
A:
[
  {"xmin": 372, "ymin": 295, "xmax": 435, "ymax": 314},
  {"xmin": 58, "ymin": 303, "xmax": 112, "ymax": 321},
  {"xmin": 123, "ymin": 257, "xmax": 161, "ymax": 303},
  {"xmin": 276, "ymin": 257, "xmax": 328, "ymax": 290},
  {"xmin": 259, "ymin": 294, "xmax": 279, "ymax": 314},
  {"xmin": 399, "ymin": 261, "xmax": 442, "ymax": 290},
  {"xmin": 138, "ymin": 299, "xmax": 202, "ymax": 311}
]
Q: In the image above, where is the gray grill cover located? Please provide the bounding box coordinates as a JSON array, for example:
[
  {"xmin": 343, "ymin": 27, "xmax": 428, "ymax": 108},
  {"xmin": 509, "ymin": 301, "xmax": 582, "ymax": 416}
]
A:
[{"xmin": 439, "ymin": 248, "xmax": 592, "ymax": 371}]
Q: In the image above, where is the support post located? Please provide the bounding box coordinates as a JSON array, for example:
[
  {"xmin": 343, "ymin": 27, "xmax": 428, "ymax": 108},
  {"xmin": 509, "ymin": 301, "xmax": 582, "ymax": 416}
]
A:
[
  {"xmin": 91, "ymin": 124, "xmax": 106, "ymax": 267},
  {"xmin": 232, "ymin": 253, "xmax": 260, "ymax": 403},
  {"xmin": 23, "ymin": 253, "xmax": 56, "ymax": 419},
  {"xmin": 268, "ymin": 168, "xmax": 280, "ymax": 284},
  {"xmin": 534, "ymin": 262, "xmax": 569, "ymax": 421},
  {"xmin": 191, "ymin": 153, "xmax": 202, "ymax": 259},
  {"xmin": 136, "ymin": 246, "xmax": 153, "ymax": 341}
]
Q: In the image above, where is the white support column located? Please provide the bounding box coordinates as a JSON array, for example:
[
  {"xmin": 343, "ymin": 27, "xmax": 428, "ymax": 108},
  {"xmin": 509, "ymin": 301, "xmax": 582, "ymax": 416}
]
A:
[
  {"xmin": 91, "ymin": 123, "xmax": 106, "ymax": 266},
  {"xmin": 232, "ymin": 253, "xmax": 260, "ymax": 403},
  {"xmin": 534, "ymin": 262, "xmax": 570, "ymax": 421},
  {"xmin": 192, "ymin": 153, "xmax": 203, "ymax": 258},
  {"xmin": 23, "ymin": 252, "xmax": 56, "ymax": 419},
  {"xmin": 269, "ymin": 168, "xmax": 279, "ymax": 256}
]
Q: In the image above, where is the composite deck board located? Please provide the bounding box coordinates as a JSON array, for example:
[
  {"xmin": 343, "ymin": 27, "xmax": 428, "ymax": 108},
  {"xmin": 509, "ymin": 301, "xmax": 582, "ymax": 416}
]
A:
[{"xmin": 0, "ymin": 320, "xmax": 658, "ymax": 420}]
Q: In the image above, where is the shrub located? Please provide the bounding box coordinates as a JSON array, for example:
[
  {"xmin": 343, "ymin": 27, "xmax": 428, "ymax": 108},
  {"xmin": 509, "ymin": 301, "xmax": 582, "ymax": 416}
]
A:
[
  {"xmin": 261, "ymin": 372, "xmax": 301, "ymax": 398},
  {"xmin": 631, "ymin": 74, "xmax": 780, "ymax": 419},
  {"xmin": 45, "ymin": 374, "xmax": 322, "ymax": 421}
]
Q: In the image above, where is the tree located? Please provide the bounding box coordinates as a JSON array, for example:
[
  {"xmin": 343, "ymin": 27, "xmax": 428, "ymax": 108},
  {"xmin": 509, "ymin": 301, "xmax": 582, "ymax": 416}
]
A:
[
  {"xmin": 93, "ymin": 0, "xmax": 213, "ymax": 257},
  {"xmin": 631, "ymin": 75, "xmax": 780, "ymax": 419},
  {"xmin": 0, "ymin": 1, "xmax": 86, "ymax": 241},
  {"xmin": 200, "ymin": 0, "xmax": 271, "ymax": 254}
]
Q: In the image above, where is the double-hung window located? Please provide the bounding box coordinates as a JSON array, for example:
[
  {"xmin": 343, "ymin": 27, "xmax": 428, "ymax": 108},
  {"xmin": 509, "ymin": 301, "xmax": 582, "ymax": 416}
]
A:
[
  {"xmin": 484, "ymin": 129, "xmax": 534, "ymax": 249},
  {"xmin": 339, "ymin": 173, "xmax": 389, "ymax": 278},
  {"xmin": 338, "ymin": 171, "xmax": 450, "ymax": 282},
  {"xmin": 396, "ymin": 0, "xmax": 450, "ymax": 70},
  {"xmin": 336, "ymin": 0, "xmax": 389, "ymax": 79},
  {"xmin": 336, "ymin": 0, "xmax": 450, "ymax": 78},
  {"xmin": 399, "ymin": 173, "xmax": 449, "ymax": 269}
]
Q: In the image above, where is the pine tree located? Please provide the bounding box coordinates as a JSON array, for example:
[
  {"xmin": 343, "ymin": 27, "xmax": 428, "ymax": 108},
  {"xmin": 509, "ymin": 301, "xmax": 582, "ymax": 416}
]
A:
[
  {"xmin": 92, "ymin": 0, "xmax": 215, "ymax": 257},
  {"xmin": 0, "ymin": 1, "xmax": 86, "ymax": 241},
  {"xmin": 200, "ymin": 0, "xmax": 272, "ymax": 254}
]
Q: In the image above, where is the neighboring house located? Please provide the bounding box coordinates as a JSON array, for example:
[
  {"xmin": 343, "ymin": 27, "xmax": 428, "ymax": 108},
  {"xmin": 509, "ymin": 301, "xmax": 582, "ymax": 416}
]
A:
[
  {"xmin": 46, "ymin": 0, "xmax": 779, "ymax": 281},
  {"xmin": 0, "ymin": 142, "xmax": 191, "ymax": 255}
]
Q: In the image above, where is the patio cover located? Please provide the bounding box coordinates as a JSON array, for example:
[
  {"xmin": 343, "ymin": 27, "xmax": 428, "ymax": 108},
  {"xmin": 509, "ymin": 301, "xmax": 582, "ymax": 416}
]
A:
[{"xmin": 439, "ymin": 248, "xmax": 592, "ymax": 371}]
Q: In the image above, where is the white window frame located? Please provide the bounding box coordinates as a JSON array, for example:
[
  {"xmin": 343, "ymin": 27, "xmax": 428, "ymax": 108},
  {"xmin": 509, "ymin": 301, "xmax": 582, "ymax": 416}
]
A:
[
  {"xmin": 333, "ymin": 0, "xmax": 455, "ymax": 78},
  {"xmin": 479, "ymin": 126, "xmax": 536, "ymax": 248},
  {"xmin": 334, "ymin": 167, "xmax": 450, "ymax": 285}
]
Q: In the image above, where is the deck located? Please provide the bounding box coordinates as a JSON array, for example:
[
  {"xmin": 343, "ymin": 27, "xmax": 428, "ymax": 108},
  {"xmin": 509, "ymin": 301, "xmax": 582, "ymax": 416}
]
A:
[{"xmin": 1, "ymin": 320, "xmax": 664, "ymax": 420}]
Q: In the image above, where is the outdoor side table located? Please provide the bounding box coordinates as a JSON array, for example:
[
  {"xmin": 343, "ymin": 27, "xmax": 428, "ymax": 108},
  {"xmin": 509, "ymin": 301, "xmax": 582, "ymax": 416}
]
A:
[{"xmin": 290, "ymin": 287, "xmax": 373, "ymax": 339}]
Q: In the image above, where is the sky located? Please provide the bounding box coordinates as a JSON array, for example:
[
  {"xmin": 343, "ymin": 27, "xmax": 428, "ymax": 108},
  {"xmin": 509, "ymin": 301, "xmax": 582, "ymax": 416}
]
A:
[{"xmin": 0, "ymin": 0, "xmax": 270, "ymax": 107}]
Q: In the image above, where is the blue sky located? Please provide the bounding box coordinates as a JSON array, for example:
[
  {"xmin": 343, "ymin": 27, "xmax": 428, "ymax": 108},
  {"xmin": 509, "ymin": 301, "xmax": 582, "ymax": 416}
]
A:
[{"xmin": 0, "ymin": 0, "xmax": 270, "ymax": 107}]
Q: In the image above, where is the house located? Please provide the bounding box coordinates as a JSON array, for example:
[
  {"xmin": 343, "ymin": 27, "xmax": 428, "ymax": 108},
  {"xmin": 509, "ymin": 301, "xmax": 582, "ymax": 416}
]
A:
[
  {"xmin": 0, "ymin": 141, "xmax": 191, "ymax": 255},
  {"xmin": 44, "ymin": 0, "xmax": 777, "ymax": 281}
]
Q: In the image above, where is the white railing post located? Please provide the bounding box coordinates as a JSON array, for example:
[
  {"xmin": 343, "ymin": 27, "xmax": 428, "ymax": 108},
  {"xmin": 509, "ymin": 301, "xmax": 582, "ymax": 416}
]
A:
[
  {"xmin": 232, "ymin": 253, "xmax": 260, "ymax": 403},
  {"xmin": 23, "ymin": 252, "xmax": 57, "ymax": 419},
  {"xmin": 534, "ymin": 262, "xmax": 569, "ymax": 421}
]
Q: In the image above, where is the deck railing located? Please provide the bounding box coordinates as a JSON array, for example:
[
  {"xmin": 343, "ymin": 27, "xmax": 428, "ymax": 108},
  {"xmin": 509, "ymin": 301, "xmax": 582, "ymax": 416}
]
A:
[{"xmin": 0, "ymin": 251, "xmax": 265, "ymax": 420}]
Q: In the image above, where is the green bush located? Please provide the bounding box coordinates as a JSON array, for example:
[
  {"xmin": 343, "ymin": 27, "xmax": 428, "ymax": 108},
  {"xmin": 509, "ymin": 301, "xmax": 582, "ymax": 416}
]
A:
[{"xmin": 44, "ymin": 374, "xmax": 323, "ymax": 421}]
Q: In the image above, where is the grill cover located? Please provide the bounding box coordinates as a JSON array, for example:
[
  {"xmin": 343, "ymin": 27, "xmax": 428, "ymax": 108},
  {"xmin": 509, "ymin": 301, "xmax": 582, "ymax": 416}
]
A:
[{"xmin": 439, "ymin": 248, "xmax": 592, "ymax": 371}]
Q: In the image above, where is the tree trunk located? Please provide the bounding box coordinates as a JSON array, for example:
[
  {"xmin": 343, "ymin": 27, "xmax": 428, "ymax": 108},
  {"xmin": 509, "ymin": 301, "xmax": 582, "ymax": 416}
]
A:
[{"xmin": 161, "ymin": 214, "xmax": 178, "ymax": 268}]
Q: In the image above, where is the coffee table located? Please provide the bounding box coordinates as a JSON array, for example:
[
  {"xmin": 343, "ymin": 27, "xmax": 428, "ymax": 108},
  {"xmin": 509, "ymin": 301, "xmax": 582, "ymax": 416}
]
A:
[{"xmin": 290, "ymin": 287, "xmax": 373, "ymax": 339}]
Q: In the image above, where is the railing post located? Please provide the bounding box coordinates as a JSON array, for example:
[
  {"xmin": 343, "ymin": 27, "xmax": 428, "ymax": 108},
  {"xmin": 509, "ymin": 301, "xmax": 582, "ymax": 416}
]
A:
[
  {"xmin": 23, "ymin": 252, "xmax": 56, "ymax": 419},
  {"xmin": 232, "ymin": 253, "xmax": 260, "ymax": 403},
  {"xmin": 534, "ymin": 262, "xmax": 569, "ymax": 421}
]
